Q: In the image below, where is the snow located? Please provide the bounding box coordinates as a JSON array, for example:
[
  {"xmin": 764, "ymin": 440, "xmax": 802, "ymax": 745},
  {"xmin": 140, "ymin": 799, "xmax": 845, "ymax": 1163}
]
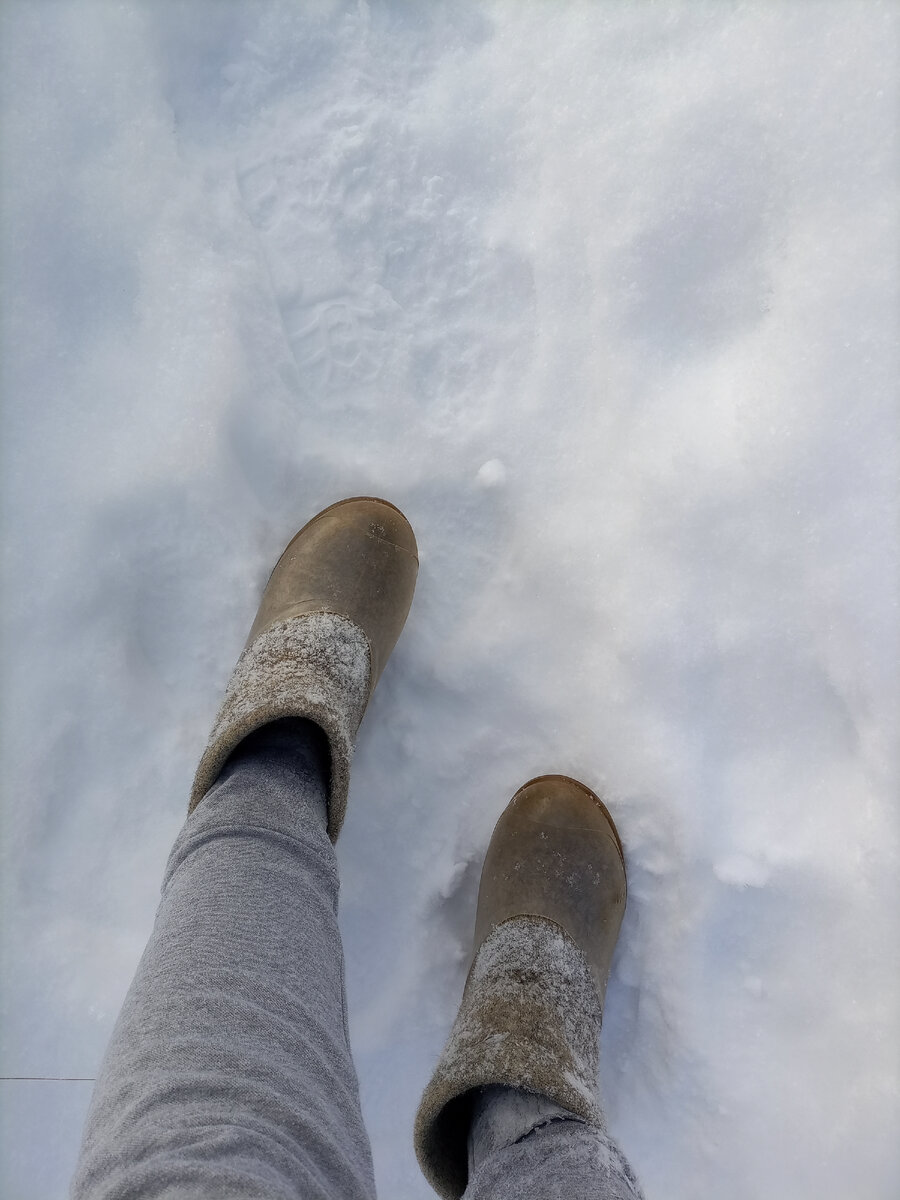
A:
[
  {"xmin": 475, "ymin": 459, "xmax": 506, "ymax": 489},
  {"xmin": 1, "ymin": 2, "xmax": 897, "ymax": 1198}
]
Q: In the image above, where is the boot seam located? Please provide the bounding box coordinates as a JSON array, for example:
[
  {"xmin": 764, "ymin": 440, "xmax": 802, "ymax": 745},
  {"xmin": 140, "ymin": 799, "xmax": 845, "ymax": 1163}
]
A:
[{"xmin": 513, "ymin": 1113, "xmax": 587, "ymax": 1145}]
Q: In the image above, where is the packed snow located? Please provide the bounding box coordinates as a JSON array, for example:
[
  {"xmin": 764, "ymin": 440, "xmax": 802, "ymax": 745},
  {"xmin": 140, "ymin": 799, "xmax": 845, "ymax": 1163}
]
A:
[{"xmin": 1, "ymin": 3, "xmax": 897, "ymax": 1198}]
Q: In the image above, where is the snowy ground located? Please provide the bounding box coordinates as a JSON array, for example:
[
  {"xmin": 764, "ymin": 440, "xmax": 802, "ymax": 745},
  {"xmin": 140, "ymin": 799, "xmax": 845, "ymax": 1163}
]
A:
[{"xmin": 1, "ymin": 2, "xmax": 898, "ymax": 1198}]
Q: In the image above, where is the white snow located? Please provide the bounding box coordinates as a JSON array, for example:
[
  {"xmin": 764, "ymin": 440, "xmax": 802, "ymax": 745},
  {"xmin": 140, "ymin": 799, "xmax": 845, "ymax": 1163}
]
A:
[{"xmin": 1, "ymin": 2, "xmax": 898, "ymax": 1198}]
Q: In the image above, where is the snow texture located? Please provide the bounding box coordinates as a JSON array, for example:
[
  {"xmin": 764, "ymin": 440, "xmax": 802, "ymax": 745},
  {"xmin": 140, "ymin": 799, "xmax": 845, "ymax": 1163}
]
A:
[
  {"xmin": 191, "ymin": 611, "xmax": 371, "ymax": 840},
  {"xmin": 1, "ymin": 2, "xmax": 898, "ymax": 1198}
]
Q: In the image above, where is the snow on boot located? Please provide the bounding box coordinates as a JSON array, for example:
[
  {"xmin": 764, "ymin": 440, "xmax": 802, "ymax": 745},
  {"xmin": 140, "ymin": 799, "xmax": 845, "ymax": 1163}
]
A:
[
  {"xmin": 189, "ymin": 496, "xmax": 418, "ymax": 840},
  {"xmin": 414, "ymin": 774, "xmax": 627, "ymax": 1199}
]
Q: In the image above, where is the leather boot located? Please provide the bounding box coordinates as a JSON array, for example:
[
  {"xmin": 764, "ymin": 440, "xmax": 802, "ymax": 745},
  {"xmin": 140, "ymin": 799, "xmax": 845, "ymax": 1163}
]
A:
[
  {"xmin": 415, "ymin": 775, "xmax": 627, "ymax": 1199},
  {"xmin": 190, "ymin": 496, "xmax": 418, "ymax": 840}
]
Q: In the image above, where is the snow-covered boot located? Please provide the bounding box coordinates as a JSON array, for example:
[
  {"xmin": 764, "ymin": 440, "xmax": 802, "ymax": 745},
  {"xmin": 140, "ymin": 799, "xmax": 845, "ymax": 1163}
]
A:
[
  {"xmin": 190, "ymin": 496, "xmax": 418, "ymax": 840},
  {"xmin": 414, "ymin": 774, "xmax": 627, "ymax": 1199}
]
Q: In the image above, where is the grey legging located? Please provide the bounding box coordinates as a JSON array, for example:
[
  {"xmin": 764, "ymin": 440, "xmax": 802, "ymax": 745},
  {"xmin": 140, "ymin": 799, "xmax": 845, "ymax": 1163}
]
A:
[{"xmin": 71, "ymin": 723, "xmax": 642, "ymax": 1199}]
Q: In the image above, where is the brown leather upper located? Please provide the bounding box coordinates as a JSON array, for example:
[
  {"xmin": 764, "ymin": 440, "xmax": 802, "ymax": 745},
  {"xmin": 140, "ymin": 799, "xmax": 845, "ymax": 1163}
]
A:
[
  {"xmin": 472, "ymin": 775, "xmax": 627, "ymax": 1002},
  {"xmin": 246, "ymin": 497, "xmax": 418, "ymax": 692}
]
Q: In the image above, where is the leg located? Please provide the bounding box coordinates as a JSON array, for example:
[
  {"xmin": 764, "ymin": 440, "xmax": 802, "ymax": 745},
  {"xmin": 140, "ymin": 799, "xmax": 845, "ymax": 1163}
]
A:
[
  {"xmin": 72, "ymin": 498, "xmax": 418, "ymax": 1197},
  {"xmin": 72, "ymin": 720, "xmax": 376, "ymax": 1200},
  {"xmin": 464, "ymin": 1087, "xmax": 644, "ymax": 1200}
]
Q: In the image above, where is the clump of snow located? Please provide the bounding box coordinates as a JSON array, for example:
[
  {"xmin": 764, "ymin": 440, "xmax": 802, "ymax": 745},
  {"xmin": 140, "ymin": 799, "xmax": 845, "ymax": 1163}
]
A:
[
  {"xmin": 475, "ymin": 459, "xmax": 507, "ymax": 489},
  {"xmin": 1, "ymin": 3, "xmax": 897, "ymax": 1199}
]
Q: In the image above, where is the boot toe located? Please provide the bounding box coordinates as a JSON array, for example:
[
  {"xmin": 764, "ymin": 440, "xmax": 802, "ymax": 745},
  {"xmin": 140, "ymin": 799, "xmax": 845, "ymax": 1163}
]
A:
[{"xmin": 246, "ymin": 496, "xmax": 418, "ymax": 687}]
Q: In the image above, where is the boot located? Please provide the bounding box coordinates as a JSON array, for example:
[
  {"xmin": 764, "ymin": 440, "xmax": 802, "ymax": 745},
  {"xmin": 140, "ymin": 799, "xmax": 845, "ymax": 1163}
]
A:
[
  {"xmin": 190, "ymin": 496, "xmax": 418, "ymax": 840},
  {"xmin": 415, "ymin": 775, "xmax": 627, "ymax": 1199}
]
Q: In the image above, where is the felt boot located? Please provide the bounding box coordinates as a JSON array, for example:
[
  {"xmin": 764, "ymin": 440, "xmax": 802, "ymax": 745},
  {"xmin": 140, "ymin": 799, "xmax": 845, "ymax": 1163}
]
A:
[
  {"xmin": 190, "ymin": 496, "xmax": 418, "ymax": 840},
  {"xmin": 415, "ymin": 774, "xmax": 627, "ymax": 1199}
]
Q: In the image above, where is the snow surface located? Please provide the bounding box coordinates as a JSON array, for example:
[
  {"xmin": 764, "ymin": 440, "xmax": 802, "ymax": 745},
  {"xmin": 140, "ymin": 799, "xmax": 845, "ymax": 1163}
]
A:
[{"xmin": 1, "ymin": 2, "xmax": 898, "ymax": 1198}]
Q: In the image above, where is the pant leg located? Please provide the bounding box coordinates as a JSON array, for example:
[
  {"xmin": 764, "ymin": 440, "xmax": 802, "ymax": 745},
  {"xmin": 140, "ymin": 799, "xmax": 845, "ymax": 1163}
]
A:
[
  {"xmin": 71, "ymin": 722, "xmax": 376, "ymax": 1200},
  {"xmin": 463, "ymin": 1087, "xmax": 644, "ymax": 1200}
]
